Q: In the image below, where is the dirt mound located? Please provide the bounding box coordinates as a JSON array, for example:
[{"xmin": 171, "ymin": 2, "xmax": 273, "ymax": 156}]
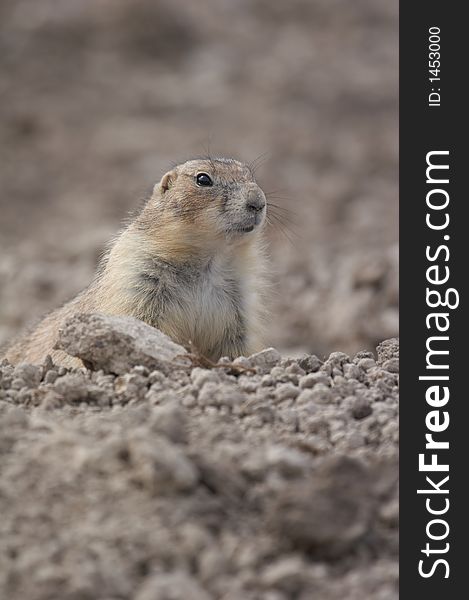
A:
[{"xmin": 0, "ymin": 315, "xmax": 398, "ymax": 599}]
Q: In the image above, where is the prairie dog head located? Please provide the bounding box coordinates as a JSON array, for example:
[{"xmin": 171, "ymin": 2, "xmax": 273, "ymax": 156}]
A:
[{"xmin": 152, "ymin": 158, "xmax": 266, "ymax": 248}]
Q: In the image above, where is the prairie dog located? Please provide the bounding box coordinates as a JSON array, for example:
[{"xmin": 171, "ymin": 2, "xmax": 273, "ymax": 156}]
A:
[{"xmin": 3, "ymin": 158, "xmax": 268, "ymax": 367}]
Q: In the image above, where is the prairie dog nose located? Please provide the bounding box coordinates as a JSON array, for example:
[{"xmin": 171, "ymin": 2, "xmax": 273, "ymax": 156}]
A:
[{"xmin": 246, "ymin": 189, "xmax": 266, "ymax": 213}]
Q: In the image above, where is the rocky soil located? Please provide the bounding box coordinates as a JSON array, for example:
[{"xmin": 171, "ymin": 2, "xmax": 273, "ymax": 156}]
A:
[
  {"xmin": 1, "ymin": 2, "xmax": 398, "ymax": 597},
  {"xmin": 0, "ymin": 314, "xmax": 398, "ymax": 599}
]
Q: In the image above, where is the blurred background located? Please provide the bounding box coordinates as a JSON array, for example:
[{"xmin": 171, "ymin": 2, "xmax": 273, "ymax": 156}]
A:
[{"xmin": 0, "ymin": 0, "xmax": 398, "ymax": 357}]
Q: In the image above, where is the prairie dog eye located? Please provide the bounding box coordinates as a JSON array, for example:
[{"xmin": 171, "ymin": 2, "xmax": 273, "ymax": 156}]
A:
[{"xmin": 196, "ymin": 173, "xmax": 213, "ymax": 187}]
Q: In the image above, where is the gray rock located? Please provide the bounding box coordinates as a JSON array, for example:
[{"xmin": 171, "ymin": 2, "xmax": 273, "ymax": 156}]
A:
[
  {"xmin": 44, "ymin": 370, "xmax": 59, "ymax": 384},
  {"xmin": 382, "ymin": 358, "xmax": 399, "ymax": 373},
  {"xmin": 299, "ymin": 373, "xmax": 330, "ymax": 389},
  {"xmin": 261, "ymin": 374, "xmax": 275, "ymax": 387},
  {"xmin": 285, "ymin": 363, "xmax": 305, "ymax": 376},
  {"xmin": 343, "ymin": 363, "xmax": 362, "ymax": 380},
  {"xmin": 297, "ymin": 354, "xmax": 321, "ymax": 373},
  {"xmin": 309, "ymin": 384, "xmax": 333, "ymax": 404},
  {"xmin": 232, "ymin": 356, "xmax": 253, "ymax": 369},
  {"xmin": 53, "ymin": 373, "xmax": 110, "ymax": 405},
  {"xmin": 249, "ymin": 347, "xmax": 282, "ymax": 371},
  {"xmin": 357, "ymin": 358, "xmax": 376, "ymax": 371},
  {"xmin": 351, "ymin": 397, "xmax": 373, "ymax": 420},
  {"xmin": 376, "ymin": 338, "xmax": 399, "ymax": 365},
  {"xmin": 13, "ymin": 363, "xmax": 42, "ymax": 388},
  {"xmin": 56, "ymin": 312, "xmax": 187, "ymax": 375},
  {"xmin": 191, "ymin": 367, "xmax": 221, "ymax": 388},
  {"xmin": 275, "ymin": 383, "xmax": 299, "ymax": 402},
  {"xmin": 323, "ymin": 352, "xmax": 350, "ymax": 375},
  {"xmin": 238, "ymin": 375, "xmax": 260, "ymax": 393}
]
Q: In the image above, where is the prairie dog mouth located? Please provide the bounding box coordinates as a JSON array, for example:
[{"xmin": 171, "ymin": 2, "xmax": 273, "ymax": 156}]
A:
[{"xmin": 227, "ymin": 224, "xmax": 256, "ymax": 234}]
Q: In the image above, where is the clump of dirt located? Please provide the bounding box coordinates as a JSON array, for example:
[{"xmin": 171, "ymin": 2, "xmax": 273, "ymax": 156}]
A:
[{"xmin": 0, "ymin": 314, "xmax": 398, "ymax": 599}]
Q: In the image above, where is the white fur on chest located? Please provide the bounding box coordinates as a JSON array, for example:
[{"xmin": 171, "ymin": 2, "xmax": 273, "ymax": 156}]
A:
[
  {"xmin": 160, "ymin": 253, "xmax": 250, "ymax": 356},
  {"xmin": 179, "ymin": 259, "xmax": 242, "ymax": 347}
]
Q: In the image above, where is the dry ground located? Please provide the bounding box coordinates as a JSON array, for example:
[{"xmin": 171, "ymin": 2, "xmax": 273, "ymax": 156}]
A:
[{"xmin": 0, "ymin": 2, "xmax": 398, "ymax": 599}]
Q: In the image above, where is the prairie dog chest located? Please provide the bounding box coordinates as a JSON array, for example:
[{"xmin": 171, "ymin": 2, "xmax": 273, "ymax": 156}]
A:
[
  {"xmin": 182, "ymin": 259, "xmax": 243, "ymax": 330},
  {"xmin": 153, "ymin": 255, "xmax": 248, "ymax": 356}
]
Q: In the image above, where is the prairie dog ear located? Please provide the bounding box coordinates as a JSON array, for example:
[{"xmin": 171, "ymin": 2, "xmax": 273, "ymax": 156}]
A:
[{"xmin": 158, "ymin": 169, "xmax": 178, "ymax": 194}]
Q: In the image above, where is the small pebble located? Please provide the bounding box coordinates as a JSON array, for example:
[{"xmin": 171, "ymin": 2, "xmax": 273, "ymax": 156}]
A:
[{"xmin": 352, "ymin": 398, "xmax": 373, "ymax": 420}]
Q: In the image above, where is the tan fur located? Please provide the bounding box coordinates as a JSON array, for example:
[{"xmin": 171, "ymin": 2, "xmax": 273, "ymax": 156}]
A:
[{"xmin": 3, "ymin": 158, "xmax": 268, "ymax": 367}]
